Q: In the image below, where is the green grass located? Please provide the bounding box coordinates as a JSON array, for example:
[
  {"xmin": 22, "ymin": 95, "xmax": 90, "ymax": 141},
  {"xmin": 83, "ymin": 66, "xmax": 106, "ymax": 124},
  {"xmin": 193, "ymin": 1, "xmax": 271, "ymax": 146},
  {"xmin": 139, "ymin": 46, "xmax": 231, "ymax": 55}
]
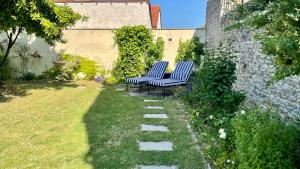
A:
[{"xmin": 0, "ymin": 81, "xmax": 204, "ymax": 169}]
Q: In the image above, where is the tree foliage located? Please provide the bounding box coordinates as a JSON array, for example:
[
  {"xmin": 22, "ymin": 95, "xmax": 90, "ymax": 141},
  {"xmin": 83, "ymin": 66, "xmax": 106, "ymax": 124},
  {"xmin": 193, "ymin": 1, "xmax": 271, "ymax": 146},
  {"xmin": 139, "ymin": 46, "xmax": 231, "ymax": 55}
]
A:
[
  {"xmin": 145, "ymin": 37, "xmax": 164, "ymax": 71},
  {"xmin": 113, "ymin": 25, "xmax": 164, "ymax": 82},
  {"xmin": 227, "ymin": 0, "xmax": 300, "ymax": 81},
  {"xmin": 175, "ymin": 37, "xmax": 204, "ymax": 66},
  {"xmin": 0, "ymin": 0, "xmax": 86, "ymax": 67}
]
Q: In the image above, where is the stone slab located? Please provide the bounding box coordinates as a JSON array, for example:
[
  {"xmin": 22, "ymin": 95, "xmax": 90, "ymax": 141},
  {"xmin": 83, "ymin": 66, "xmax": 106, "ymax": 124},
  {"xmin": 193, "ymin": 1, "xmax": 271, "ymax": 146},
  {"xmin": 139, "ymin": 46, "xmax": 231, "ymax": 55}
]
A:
[
  {"xmin": 144, "ymin": 106, "xmax": 164, "ymax": 110},
  {"xmin": 141, "ymin": 124, "xmax": 169, "ymax": 132},
  {"xmin": 144, "ymin": 99, "xmax": 162, "ymax": 103},
  {"xmin": 139, "ymin": 141, "xmax": 173, "ymax": 151},
  {"xmin": 140, "ymin": 166, "xmax": 177, "ymax": 169},
  {"xmin": 143, "ymin": 114, "xmax": 168, "ymax": 119}
]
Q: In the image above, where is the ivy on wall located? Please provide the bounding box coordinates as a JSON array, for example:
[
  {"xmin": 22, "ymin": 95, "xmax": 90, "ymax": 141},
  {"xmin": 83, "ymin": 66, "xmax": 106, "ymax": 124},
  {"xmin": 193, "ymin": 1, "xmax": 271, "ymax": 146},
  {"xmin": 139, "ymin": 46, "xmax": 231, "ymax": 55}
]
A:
[
  {"xmin": 112, "ymin": 25, "xmax": 164, "ymax": 82},
  {"xmin": 226, "ymin": 0, "xmax": 300, "ymax": 81}
]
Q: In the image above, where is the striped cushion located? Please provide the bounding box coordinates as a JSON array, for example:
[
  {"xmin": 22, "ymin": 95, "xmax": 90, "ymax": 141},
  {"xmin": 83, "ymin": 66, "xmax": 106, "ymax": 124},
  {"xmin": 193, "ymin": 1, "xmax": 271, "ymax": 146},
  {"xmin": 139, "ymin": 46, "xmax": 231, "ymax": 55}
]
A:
[
  {"xmin": 148, "ymin": 61, "xmax": 194, "ymax": 87},
  {"xmin": 147, "ymin": 61, "xmax": 169, "ymax": 79},
  {"xmin": 125, "ymin": 61, "xmax": 168, "ymax": 84},
  {"xmin": 126, "ymin": 77, "xmax": 160, "ymax": 84}
]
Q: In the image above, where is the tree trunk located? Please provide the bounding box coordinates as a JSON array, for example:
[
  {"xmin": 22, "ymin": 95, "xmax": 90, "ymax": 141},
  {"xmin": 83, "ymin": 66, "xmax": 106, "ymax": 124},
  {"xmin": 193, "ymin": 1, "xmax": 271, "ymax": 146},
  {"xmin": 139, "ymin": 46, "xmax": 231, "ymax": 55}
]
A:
[{"xmin": 0, "ymin": 28, "xmax": 22, "ymax": 67}]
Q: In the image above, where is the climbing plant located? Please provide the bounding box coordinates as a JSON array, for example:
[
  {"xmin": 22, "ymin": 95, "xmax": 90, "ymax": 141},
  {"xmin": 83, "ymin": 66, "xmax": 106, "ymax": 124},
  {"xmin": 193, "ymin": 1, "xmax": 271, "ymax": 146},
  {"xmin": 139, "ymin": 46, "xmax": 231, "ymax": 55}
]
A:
[
  {"xmin": 145, "ymin": 37, "xmax": 165, "ymax": 71},
  {"xmin": 113, "ymin": 25, "xmax": 164, "ymax": 82},
  {"xmin": 226, "ymin": 0, "xmax": 300, "ymax": 81},
  {"xmin": 175, "ymin": 37, "xmax": 204, "ymax": 66}
]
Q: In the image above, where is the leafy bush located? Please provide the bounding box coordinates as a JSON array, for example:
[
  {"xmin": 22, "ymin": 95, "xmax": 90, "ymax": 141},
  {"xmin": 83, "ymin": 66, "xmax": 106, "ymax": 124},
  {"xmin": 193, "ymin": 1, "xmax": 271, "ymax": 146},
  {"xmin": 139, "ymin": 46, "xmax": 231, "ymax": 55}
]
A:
[
  {"xmin": 175, "ymin": 37, "xmax": 204, "ymax": 66},
  {"xmin": 145, "ymin": 37, "xmax": 165, "ymax": 71},
  {"xmin": 183, "ymin": 43, "xmax": 245, "ymax": 168},
  {"xmin": 43, "ymin": 54, "xmax": 80, "ymax": 81},
  {"xmin": 227, "ymin": 0, "xmax": 300, "ymax": 81},
  {"xmin": 186, "ymin": 56, "xmax": 245, "ymax": 116},
  {"xmin": 113, "ymin": 25, "xmax": 165, "ymax": 82},
  {"xmin": 104, "ymin": 76, "xmax": 118, "ymax": 85},
  {"xmin": 0, "ymin": 63, "xmax": 14, "ymax": 82},
  {"xmin": 233, "ymin": 109, "xmax": 299, "ymax": 169},
  {"xmin": 43, "ymin": 54, "xmax": 101, "ymax": 81},
  {"xmin": 76, "ymin": 56, "xmax": 101, "ymax": 80},
  {"xmin": 21, "ymin": 72, "xmax": 36, "ymax": 81}
]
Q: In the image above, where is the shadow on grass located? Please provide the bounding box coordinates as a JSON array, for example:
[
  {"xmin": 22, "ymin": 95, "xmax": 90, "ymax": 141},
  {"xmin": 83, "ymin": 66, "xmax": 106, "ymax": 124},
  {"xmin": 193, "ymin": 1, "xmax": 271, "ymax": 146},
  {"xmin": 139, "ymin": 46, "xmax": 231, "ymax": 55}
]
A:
[
  {"xmin": 83, "ymin": 86, "xmax": 143, "ymax": 169},
  {"xmin": 0, "ymin": 80, "xmax": 80, "ymax": 103}
]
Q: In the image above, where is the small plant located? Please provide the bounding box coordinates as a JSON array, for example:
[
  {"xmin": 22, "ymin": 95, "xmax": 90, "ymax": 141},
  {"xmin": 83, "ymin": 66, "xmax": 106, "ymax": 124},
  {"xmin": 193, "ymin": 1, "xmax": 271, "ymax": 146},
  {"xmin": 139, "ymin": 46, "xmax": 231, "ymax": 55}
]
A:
[
  {"xmin": 233, "ymin": 109, "xmax": 299, "ymax": 169},
  {"xmin": 43, "ymin": 54, "xmax": 80, "ymax": 81},
  {"xmin": 14, "ymin": 45, "xmax": 31, "ymax": 76}
]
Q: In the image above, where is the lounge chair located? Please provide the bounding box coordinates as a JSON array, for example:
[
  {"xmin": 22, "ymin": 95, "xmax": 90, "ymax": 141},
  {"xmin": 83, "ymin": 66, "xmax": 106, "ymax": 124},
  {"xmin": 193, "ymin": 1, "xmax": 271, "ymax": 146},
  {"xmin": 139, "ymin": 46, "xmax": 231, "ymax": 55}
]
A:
[
  {"xmin": 147, "ymin": 61, "xmax": 194, "ymax": 95},
  {"xmin": 125, "ymin": 61, "xmax": 169, "ymax": 92}
]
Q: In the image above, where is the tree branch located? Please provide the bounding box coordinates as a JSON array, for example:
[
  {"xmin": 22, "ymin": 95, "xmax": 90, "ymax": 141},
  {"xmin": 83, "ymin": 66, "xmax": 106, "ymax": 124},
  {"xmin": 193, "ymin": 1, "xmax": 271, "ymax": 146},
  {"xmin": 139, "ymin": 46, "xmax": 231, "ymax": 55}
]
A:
[{"xmin": 0, "ymin": 27, "xmax": 22, "ymax": 67}]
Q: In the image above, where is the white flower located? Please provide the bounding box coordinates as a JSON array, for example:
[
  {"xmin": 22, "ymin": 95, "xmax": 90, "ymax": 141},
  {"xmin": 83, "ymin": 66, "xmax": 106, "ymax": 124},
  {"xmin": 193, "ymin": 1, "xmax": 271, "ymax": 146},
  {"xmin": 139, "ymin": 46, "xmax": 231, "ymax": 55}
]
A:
[
  {"xmin": 219, "ymin": 132, "xmax": 226, "ymax": 139},
  {"xmin": 241, "ymin": 110, "xmax": 246, "ymax": 115},
  {"xmin": 209, "ymin": 115, "xmax": 214, "ymax": 119},
  {"xmin": 76, "ymin": 72, "xmax": 86, "ymax": 80},
  {"xmin": 219, "ymin": 128, "xmax": 226, "ymax": 139},
  {"xmin": 219, "ymin": 128, "xmax": 225, "ymax": 134},
  {"xmin": 227, "ymin": 159, "xmax": 231, "ymax": 163}
]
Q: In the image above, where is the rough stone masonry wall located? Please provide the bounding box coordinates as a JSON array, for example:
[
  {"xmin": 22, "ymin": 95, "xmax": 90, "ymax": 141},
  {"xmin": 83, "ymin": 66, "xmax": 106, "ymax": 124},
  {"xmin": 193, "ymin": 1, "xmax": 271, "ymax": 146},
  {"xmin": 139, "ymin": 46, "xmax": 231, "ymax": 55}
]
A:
[{"xmin": 206, "ymin": 0, "xmax": 300, "ymax": 119}]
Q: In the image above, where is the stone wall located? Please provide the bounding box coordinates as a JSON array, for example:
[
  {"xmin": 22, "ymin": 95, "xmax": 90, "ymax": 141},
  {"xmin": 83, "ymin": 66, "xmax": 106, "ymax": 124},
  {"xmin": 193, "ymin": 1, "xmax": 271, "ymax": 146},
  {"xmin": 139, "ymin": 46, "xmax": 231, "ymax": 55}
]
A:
[
  {"xmin": 0, "ymin": 28, "xmax": 206, "ymax": 75},
  {"xmin": 206, "ymin": 0, "xmax": 300, "ymax": 119},
  {"xmin": 57, "ymin": 2, "xmax": 152, "ymax": 29}
]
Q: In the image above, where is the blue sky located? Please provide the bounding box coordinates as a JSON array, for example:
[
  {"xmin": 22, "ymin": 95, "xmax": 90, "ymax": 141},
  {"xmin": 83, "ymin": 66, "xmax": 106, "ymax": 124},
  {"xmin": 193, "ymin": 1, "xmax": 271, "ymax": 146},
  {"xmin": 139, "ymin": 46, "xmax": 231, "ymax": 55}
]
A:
[{"xmin": 150, "ymin": 0, "xmax": 207, "ymax": 29}]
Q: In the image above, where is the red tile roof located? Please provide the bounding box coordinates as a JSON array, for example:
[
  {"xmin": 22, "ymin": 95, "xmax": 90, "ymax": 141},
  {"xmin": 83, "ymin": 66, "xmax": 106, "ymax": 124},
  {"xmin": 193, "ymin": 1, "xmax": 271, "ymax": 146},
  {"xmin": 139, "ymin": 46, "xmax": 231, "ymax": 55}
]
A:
[
  {"xmin": 55, "ymin": 0, "xmax": 149, "ymax": 3},
  {"xmin": 150, "ymin": 5, "xmax": 161, "ymax": 29}
]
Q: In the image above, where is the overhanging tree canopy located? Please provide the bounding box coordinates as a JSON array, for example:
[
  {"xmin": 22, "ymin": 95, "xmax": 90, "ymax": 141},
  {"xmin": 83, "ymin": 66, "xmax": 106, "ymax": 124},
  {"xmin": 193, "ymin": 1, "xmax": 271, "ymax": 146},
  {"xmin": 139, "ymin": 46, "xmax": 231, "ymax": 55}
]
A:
[{"xmin": 0, "ymin": 0, "xmax": 86, "ymax": 66}]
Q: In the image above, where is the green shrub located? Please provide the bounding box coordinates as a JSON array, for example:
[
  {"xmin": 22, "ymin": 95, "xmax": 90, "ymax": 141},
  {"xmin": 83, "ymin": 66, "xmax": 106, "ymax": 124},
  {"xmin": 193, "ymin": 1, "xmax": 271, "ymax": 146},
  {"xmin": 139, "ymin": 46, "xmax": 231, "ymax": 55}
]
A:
[
  {"xmin": 175, "ymin": 37, "xmax": 204, "ymax": 66},
  {"xmin": 0, "ymin": 63, "xmax": 14, "ymax": 82},
  {"xmin": 186, "ymin": 56, "xmax": 245, "ymax": 116},
  {"xmin": 43, "ymin": 54, "xmax": 101, "ymax": 81},
  {"xmin": 43, "ymin": 54, "xmax": 80, "ymax": 81},
  {"xmin": 21, "ymin": 72, "xmax": 36, "ymax": 81},
  {"xmin": 145, "ymin": 37, "xmax": 165, "ymax": 71},
  {"xmin": 104, "ymin": 76, "xmax": 118, "ymax": 85},
  {"xmin": 113, "ymin": 25, "xmax": 165, "ymax": 82},
  {"xmin": 233, "ymin": 109, "xmax": 299, "ymax": 169},
  {"xmin": 184, "ymin": 43, "xmax": 245, "ymax": 168},
  {"xmin": 75, "ymin": 56, "xmax": 101, "ymax": 80}
]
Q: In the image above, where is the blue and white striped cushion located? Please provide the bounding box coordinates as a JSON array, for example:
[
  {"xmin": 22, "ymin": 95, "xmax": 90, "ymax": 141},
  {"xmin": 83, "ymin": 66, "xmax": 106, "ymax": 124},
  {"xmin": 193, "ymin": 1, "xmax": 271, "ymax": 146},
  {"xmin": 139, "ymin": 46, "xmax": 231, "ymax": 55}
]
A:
[
  {"xmin": 125, "ymin": 61, "xmax": 168, "ymax": 84},
  {"xmin": 147, "ymin": 61, "xmax": 169, "ymax": 79},
  {"xmin": 148, "ymin": 61, "xmax": 194, "ymax": 87}
]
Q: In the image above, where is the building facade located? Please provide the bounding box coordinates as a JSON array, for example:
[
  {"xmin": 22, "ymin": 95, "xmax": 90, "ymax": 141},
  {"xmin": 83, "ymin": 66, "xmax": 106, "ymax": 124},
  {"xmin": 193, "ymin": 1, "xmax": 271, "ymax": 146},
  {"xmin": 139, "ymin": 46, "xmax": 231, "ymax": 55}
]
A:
[{"xmin": 55, "ymin": 0, "xmax": 162, "ymax": 29}]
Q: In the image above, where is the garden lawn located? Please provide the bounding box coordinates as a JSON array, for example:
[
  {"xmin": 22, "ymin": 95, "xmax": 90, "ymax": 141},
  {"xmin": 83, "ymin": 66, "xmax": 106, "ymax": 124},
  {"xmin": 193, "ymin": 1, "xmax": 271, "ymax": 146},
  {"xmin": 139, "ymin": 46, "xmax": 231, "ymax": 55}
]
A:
[{"xmin": 0, "ymin": 81, "xmax": 204, "ymax": 169}]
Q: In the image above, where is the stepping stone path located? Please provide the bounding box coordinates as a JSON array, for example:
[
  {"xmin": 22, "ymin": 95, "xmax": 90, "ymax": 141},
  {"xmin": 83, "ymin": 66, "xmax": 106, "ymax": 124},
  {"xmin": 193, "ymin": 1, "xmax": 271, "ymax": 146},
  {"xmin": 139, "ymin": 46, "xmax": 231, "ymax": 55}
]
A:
[
  {"xmin": 139, "ymin": 141, "xmax": 173, "ymax": 151},
  {"xmin": 144, "ymin": 99, "xmax": 162, "ymax": 103},
  {"xmin": 137, "ymin": 99, "xmax": 177, "ymax": 168},
  {"xmin": 141, "ymin": 124, "xmax": 169, "ymax": 132},
  {"xmin": 144, "ymin": 106, "xmax": 164, "ymax": 110},
  {"xmin": 144, "ymin": 114, "xmax": 168, "ymax": 119}
]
